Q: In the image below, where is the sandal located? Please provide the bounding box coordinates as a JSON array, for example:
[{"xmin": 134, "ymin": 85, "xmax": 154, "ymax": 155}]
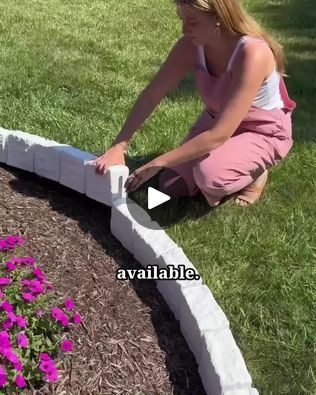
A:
[{"xmin": 235, "ymin": 170, "xmax": 268, "ymax": 206}]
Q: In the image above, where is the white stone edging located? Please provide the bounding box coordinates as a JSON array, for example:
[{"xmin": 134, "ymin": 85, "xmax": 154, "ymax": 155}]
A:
[{"xmin": 0, "ymin": 127, "xmax": 259, "ymax": 395}]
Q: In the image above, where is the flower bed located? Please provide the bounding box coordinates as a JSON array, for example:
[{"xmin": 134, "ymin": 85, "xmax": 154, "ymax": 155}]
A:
[{"xmin": 0, "ymin": 235, "xmax": 81, "ymax": 393}]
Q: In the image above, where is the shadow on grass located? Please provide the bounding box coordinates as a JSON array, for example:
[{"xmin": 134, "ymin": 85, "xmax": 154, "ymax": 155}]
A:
[{"xmin": 2, "ymin": 163, "xmax": 206, "ymax": 395}]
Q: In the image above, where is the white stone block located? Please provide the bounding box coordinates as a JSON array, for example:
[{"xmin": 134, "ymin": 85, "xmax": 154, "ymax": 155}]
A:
[
  {"xmin": 6, "ymin": 131, "xmax": 46, "ymax": 172},
  {"xmin": 133, "ymin": 223, "xmax": 178, "ymax": 268},
  {"xmin": 85, "ymin": 164, "xmax": 129, "ymax": 206},
  {"xmin": 179, "ymin": 285, "xmax": 229, "ymax": 363},
  {"xmin": 156, "ymin": 248, "xmax": 202, "ymax": 319},
  {"xmin": 224, "ymin": 389, "xmax": 259, "ymax": 395},
  {"xmin": 34, "ymin": 139, "xmax": 70, "ymax": 182},
  {"xmin": 59, "ymin": 146, "xmax": 95, "ymax": 193},
  {"xmin": 199, "ymin": 329, "xmax": 252, "ymax": 395},
  {"xmin": 0, "ymin": 128, "xmax": 9, "ymax": 163},
  {"xmin": 111, "ymin": 197, "xmax": 152, "ymax": 253}
]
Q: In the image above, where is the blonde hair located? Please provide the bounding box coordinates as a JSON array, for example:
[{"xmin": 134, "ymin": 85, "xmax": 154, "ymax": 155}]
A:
[{"xmin": 176, "ymin": 0, "xmax": 286, "ymax": 73}]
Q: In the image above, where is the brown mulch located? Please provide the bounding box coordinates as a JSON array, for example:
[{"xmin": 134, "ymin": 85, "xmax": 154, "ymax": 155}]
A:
[{"xmin": 0, "ymin": 163, "xmax": 206, "ymax": 395}]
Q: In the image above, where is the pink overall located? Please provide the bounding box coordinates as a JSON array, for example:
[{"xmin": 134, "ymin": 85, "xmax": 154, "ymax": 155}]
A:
[{"xmin": 159, "ymin": 36, "xmax": 296, "ymax": 205}]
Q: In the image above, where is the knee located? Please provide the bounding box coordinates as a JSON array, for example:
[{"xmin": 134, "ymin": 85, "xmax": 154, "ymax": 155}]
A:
[
  {"xmin": 158, "ymin": 169, "xmax": 186, "ymax": 198},
  {"xmin": 193, "ymin": 162, "xmax": 235, "ymax": 196}
]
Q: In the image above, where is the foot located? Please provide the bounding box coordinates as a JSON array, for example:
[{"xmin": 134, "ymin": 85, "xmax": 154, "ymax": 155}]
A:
[{"xmin": 235, "ymin": 170, "xmax": 268, "ymax": 206}]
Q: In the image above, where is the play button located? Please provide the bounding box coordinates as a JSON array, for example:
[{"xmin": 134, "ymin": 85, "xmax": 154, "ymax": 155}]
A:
[
  {"xmin": 147, "ymin": 187, "xmax": 170, "ymax": 209},
  {"xmin": 122, "ymin": 164, "xmax": 209, "ymax": 230}
]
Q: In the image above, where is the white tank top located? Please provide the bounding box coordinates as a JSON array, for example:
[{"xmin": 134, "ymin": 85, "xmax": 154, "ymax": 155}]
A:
[{"xmin": 200, "ymin": 36, "xmax": 284, "ymax": 110}]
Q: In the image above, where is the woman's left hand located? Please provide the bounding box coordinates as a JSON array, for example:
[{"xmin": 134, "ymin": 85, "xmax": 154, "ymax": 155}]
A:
[{"xmin": 124, "ymin": 161, "xmax": 163, "ymax": 193}]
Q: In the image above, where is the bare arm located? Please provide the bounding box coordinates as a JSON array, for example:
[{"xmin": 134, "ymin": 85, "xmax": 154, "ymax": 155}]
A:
[{"xmin": 111, "ymin": 36, "xmax": 196, "ymax": 151}]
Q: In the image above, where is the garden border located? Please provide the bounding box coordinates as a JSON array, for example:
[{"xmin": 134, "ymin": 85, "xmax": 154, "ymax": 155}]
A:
[{"xmin": 0, "ymin": 128, "xmax": 259, "ymax": 395}]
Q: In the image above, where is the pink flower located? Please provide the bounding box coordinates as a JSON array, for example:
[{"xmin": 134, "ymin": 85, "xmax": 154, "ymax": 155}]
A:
[
  {"xmin": 0, "ymin": 240, "xmax": 8, "ymax": 251},
  {"xmin": 0, "ymin": 292, "xmax": 5, "ymax": 299},
  {"xmin": 40, "ymin": 352, "xmax": 51, "ymax": 361},
  {"xmin": 33, "ymin": 267, "xmax": 46, "ymax": 282},
  {"xmin": 51, "ymin": 308, "xmax": 63, "ymax": 321},
  {"xmin": 61, "ymin": 340, "xmax": 73, "ymax": 352},
  {"xmin": 30, "ymin": 280, "xmax": 44, "ymax": 294},
  {"xmin": 5, "ymin": 235, "xmax": 16, "ymax": 245},
  {"xmin": 3, "ymin": 320, "xmax": 13, "ymax": 330},
  {"xmin": 22, "ymin": 293, "xmax": 36, "ymax": 302},
  {"xmin": 24, "ymin": 256, "xmax": 36, "ymax": 265},
  {"xmin": 0, "ymin": 367, "xmax": 7, "ymax": 387},
  {"xmin": 2, "ymin": 348, "xmax": 23, "ymax": 370},
  {"xmin": 6, "ymin": 261, "xmax": 16, "ymax": 271},
  {"xmin": 21, "ymin": 279, "xmax": 31, "ymax": 287},
  {"xmin": 39, "ymin": 360, "xmax": 56, "ymax": 373},
  {"xmin": 45, "ymin": 369, "xmax": 58, "ymax": 382},
  {"xmin": 14, "ymin": 374, "xmax": 26, "ymax": 388},
  {"xmin": 16, "ymin": 316, "xmax": 27, "ymax": 329},
  {"xmin": 14, "ymin": 236, "xmax": 25, "ymax": 246},
  {"xmin": 17, "ymin": 333, "xmax": 28, "ymax": 348},
  {"xmin": 65, "ymin": 298, "xmax": 75, "ymax": 311},
  {"xmin": 60, "ymin": 315, "xmax": 69, "ymax": 327},
  {"xmin": 0, "ymin": 278, "xmax": 11, "ymax": 287},
  {"xmin": 0, "ymin": 331, "xmax": 11, "ymax": 349},
  {"xmin": 1, "ymin": 301, "xmax": 13, "ymax": 313},
  {"xmin": 73, "ymin": 312, "xmax": 82, "ymax": 325}
]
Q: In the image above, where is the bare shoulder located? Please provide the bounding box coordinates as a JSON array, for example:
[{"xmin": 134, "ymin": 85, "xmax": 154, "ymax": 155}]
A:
[{"xmin": 236, "ymin": 38, "xmax": 275, "ymax": 77}]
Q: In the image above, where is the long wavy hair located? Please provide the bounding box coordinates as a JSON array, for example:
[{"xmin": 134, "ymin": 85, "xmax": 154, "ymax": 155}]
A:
[{"xmin": 175, "ymin": 0, "xmax": 286, "ymax": 73}]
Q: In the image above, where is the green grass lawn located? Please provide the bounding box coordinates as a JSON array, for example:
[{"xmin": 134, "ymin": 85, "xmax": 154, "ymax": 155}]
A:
[{"xmin": 0, "ymin": 0, "xmax": 315, "ymax": 394}]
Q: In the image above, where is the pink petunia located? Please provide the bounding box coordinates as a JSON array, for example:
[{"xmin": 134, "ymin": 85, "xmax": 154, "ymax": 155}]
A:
[
  {"xmin": 21, "ymin": 279, "xmax": 32, "ymax": 287},
  {"xmin": 51, "ymin": 308, "xmax": 64, "ymax": 321},
  {"xmin": 2, "ymin": 348, "xmax": 23, "ymax": 370},
  {"xmin": 22, "ymin": 293, "xmax": 36, "ymax": 302},
  {"xmin": 1, "ymin": 301, "xmax": 13, "ymax": 313},
  {"xmin": 45, "ymin": 369, "xmax": 58, "ymax": 382},
  {"xmin": 17, "ymin": 333, "xmax": 28, "ymax": 348},
  {"xmin": 0, "ymin": 278, "xmax": 11, "ymax": 287},
  {"xmin": 5, "ymin": 235, "xmax": 16, "ymax": 245},
  {"xmin": 3, "ymin": 319, "xmax": 13, "ymax": 330},
  {"xmin": 0, "ymin": 240, "xmax": 8, "ymax": 251},
  {"xmin": 33, "ymin": 267, "xmax": 46, "ymax": 282},
  {"xmin": 0, "ymin": 331, "xmax": 11, "ymax": 349},
  {"xmin": 14, "ymin": 236, "xmax": 25, "ymax": 246},
  {"xmin": 60, "ymin": 315, "xmax": 69, "ymax": 327},
  {"xmin": 64, "ymin": 298, "xmax": 75, "ymax": 311},
  {"xmin": 73, "ymin": 312, "xmax": 82, "ymax": 325},
  {"xmin": 14, "ymin": 374, "xmax": 26, "ymax": 388},
  {"xmin": 39, "ymin": 352, "xmax": 51, "ymax": 361},
  {"xmin": 30, "ymin": 280, "xmax": 44, "ymax": 294},
  {"xmin": 6, "ymin": 261, "xmax": 16, "ymax": 271},
  {"xmin": 61, "ymin": 340, "xmax": 73, "ymax": 352},
  {"xmin": 39, "ymin": 360, "xmax": 56, "ymax": 373},
  {"xmin": 16, "ymin": 316, "xmax": 27, "ymax": 329},
  {"xmin": 0, "ymin": 367, "xmax": 7, "ymax": 387}
]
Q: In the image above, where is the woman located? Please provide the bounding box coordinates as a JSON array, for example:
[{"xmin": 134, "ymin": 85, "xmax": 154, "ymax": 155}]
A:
[{"xmin": 92, "ymin": 0, "xmax": 296, "ymax": 206}]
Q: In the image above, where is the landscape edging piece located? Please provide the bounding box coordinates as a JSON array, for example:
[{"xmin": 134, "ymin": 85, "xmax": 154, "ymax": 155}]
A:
[{"xmin": 0, "ymin": 127, "xmax": 259, "ymax": 395}]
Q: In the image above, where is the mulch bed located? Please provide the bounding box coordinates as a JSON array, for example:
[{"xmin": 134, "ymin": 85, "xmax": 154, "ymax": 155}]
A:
[{"xmin": 0, "ymin": 163, "xmax": 206, "ymax": 395}]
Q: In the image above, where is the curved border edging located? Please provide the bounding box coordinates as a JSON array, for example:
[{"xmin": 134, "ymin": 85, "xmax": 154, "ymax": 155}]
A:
[{"xmin": 0, "ymin": 128, "xmax": 259, "ymax": 395}]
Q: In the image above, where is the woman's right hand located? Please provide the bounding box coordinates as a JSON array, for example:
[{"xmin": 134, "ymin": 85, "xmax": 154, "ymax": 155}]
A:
[{"xmin": 89, "ymin": 144, "xmax": 126, "ymax": 175}]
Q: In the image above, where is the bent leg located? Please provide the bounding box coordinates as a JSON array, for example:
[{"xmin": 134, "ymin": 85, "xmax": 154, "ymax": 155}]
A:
[
  {"xmin": 193, "ymin": 132, "xmax": 282, "ymax": 206},
  {"xmin": 159, "ymin": 110, "xmax": 216, "ymax": 197}
]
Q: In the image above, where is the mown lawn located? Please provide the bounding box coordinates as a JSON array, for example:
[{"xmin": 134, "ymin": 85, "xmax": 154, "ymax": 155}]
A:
[{"xmin": 0, "ymin": 0, "xmax": 315, "ymax": 394}]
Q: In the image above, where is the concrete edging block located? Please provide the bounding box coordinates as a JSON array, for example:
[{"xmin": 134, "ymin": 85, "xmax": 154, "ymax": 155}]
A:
[
  {"xmin": 156, "ymin": 247, "xmax": 202, "ymax": 320},
  {"xmin": 132, "ymin": 222, "xmax": 178, "ymax": 268},
  {"xmin": 86, "ymin": 164, "xmax": 129, "ymax": 206},
  {"xmin": 179, "ymin": 284, "xmax": 230, "ymax": 364},
  {"xmin": 110, "ymin": 197, "xmax": 152, "ymax": 253},
  {"xmin": 198, "ymin": 329, "xmax": 252, "ymax": 395},
  {"xmin": 0, "ymin": 128, "xmax": 9, "ymax": 163},
  {"xmin": 59, "ymin": 146, "xmax": 96, "ymax": 193},
  {"xmin": 6, "ymin": 130, "xmax": 46, "ymax": 172},
  {"xmin": 34, "ymin": 140, "xmax": 70, "ymax": 182}
]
